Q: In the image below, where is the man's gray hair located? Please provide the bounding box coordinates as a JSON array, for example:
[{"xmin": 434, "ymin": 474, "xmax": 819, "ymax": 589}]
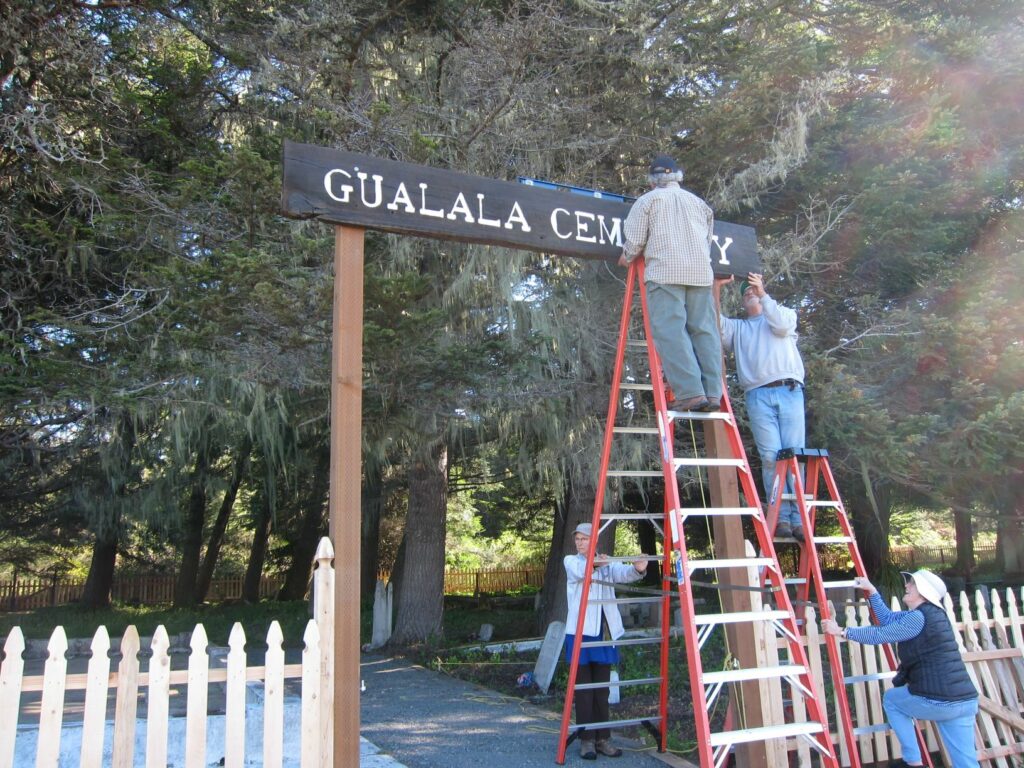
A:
[{"xmin": 649, "ymin": 169, "xmax": 684, "ymax": 186}]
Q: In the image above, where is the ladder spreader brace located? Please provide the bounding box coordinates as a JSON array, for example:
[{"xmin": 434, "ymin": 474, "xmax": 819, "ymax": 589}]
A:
[
  {"xmin": 768, "ymin": 447, "xmax": 933, "ymax": 768},
  {"xmin": 555, "ymin": 259, "xmax": 839, "ymax": 767}
]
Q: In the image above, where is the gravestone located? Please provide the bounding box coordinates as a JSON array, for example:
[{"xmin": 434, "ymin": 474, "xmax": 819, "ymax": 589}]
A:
[{"xmin": 533, "ymin": 621, "xmax": 566, "ymax": 693}]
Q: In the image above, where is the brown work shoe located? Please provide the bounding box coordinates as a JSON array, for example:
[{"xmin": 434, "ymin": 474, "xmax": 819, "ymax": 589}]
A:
[
  {"xmin": 596, "ymin": 739, "xmax": 623, "ymax": 757},
  {"xmin": 701, "ymin": 397, "xmax": 722, "ymax": 412},
  {"xmin": 580, "ymin": 738, "xmax": 597, "ymax": 760},
  {"xmin": 669, "ymin": 395, "xmax": 708, "ymax": 412}
]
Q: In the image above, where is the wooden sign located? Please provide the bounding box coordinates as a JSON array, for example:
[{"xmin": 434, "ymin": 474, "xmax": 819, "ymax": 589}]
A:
[{"xmin": 282, "ymin": 141, "xmax": 760, "ymax": 275}]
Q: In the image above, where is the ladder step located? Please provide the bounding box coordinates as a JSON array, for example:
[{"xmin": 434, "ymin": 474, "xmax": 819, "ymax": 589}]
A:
[
  {"xmin": 581, "ymin": 636, "xmax": 663, "ymax": 648},
  {"xmin": 620, "ymin": 382, "xmax": 654, "ymax": 391},
  {"xmin": 591, "ymin": 596, "xmax": 663, "ymax": 605},
  {"xmin": 806, "ymin": 500, "xmax": 840, "ymax": 508},
  {"xmin": 612, "ymin": 426, "xmax": 659, "ymax": 435},
  {"xmin": 669, "ymin": 410, "xmax": 734, "ymax": 422},
  {"xmin": 673, "ymin": 458, "xmax": 747, "ymax": 469},
  {"xmin": 703, "ymin": 664, "xmax": 807, "ymax": 685},
  {"xmin": 822, "ymin": 580, "xmax": 858, "ymax": 589},
  {"xmin": 783, "ymin": 578, "xmax": 808, "ymax": 585},
  {"xmin": 853, "ymin": 723, "xmax": 892, "ymax": 736},
  {"xmin": 609, "ymin": 470, "xmax": 665, "ymax": 478},
  {"xmin": 602, "ymin": 512, "xmax": 663, "ymax": 521},
  {"xmin": 688, "ymin": 557, "xmax": 775, "ymax": 571},
  {"xmin": 709, "ymin": 721, "xmax": 825, "ymax": 748},
  {"xmin": 812, "ymin": 536, "xmax": 853, "ymax": 544},
  {"xmin": 845, "ymin": 671, "xmax": 897, "ymax": 684},
  {"xmin": 694, "ymin": 610, "xmax": 790, "ymax": 626},
  {"xmin": 575, "ymin": 676, "xmax": 662, "ymax": 690},
  {"xmin": 676, "ymin": 506, "xmax": 760, "ymax": 517},
  {"xmin": 570, "ymin": 716, "xmax": 662, "ymax": 732},
  {"xmin": 601, "ymin": 554, "xmax": 665, "ymax": 564}
]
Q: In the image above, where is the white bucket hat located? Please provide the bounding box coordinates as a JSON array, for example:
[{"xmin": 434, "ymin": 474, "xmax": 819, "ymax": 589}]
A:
[
  {"xmin": 901, "ymin": 569, "xmax": 947, "ymax": 607},
  {"xmin": 574, "ymin": 523, "xmax": 593, "ymax": 537}
]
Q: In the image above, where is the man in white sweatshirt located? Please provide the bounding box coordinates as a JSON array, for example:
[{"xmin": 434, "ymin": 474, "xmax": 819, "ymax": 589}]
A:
[{"xmin": 715, "ymin": 273, "xmax": 807, "ymax": 541}]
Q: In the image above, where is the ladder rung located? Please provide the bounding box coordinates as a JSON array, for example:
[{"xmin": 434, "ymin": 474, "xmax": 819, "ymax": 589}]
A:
[
  {"xmin": 709, "ymin": 721, "xmax": 825, "ymax": 748},
  {"xmin": 694, "ymin": 610, "xmax": 790, "ymax": 626},
  {"xmin": 677, "ymin": 506, "xmax": 760, "ymax": 517},
  {"xmin": 784, "ymin": 578, "xmax": 808, "ymax": 585},
  {"xmin": 581, "ymin": 636, "xmax": 662, "ymax": 648},
  {"xmin": 688, "ymin": 557, "xmax": 774, "ymax": 570},
  {"xmin": 591, "ymin": 596, "xmax": 663, "ymax": 605},
  {"xmin": 845, "ymin": 671, "xmax": 896, "ymax": 684},
  {"xmin": 612, "ymin": 426, "xmax": 659, "ymax": 434},
  {"xmin": 601, "ymin": 513, "xmax": 663, "ymax": 521},
  {"xmin": 625, "ymin": 339, "xmax": 647, "ymax": 348},
  {"xmin": 813, "ymin": 536, "xmax": 853, "ymax": 544},
  {"xmin": 608, "ymin": 470, "xmax": 664, "ymax": 478},
  {"xmin": 853, "ymin": 723, "xmax": 892, "ymax": 736},
  {"xmin": 674, "ymin": 458, "xmax": 747, "ymax": 469},
  {"xmin": 703, "ymin": 664, "xmax": 807, "ymax": 685},
  {"xmin": 806, "ymin": 500, "xmax": 840, "ymax": 508},
  {"xmin": 780, "ymin": 493, "xmax": 815, "ymax": 501},
  {"xmin": 601, "ymin": 554, "xmax": 665, "ymax": 564},
  {"xmin": 822, "ymin": 580, "xmax": 858, "ymax": 589},
  {"xmin": 575, "ymin": 676, "xmax": 662, "ymax": 690},
  {"xmin": 669, "ymin": 410, "xmax": 734, "ymax": 422},
  {"xmin": 570, "ymin": 716, "xmax": 662, "ymax": 732},
  {"xmin": 620, "ymin": 382, "xmax": 654, "ymax": 391}
]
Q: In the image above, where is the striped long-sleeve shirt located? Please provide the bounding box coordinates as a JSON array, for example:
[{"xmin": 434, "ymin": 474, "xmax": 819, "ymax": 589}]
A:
[{"xmin": 845, "ymin": 592, "xmax": 925, "ymax": 645}]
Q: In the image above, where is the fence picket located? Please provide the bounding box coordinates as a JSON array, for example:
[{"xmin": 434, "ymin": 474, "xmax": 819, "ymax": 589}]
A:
[
  {"xmin": 112, "ymin": 626, "xmax": 141, "ymax": 768},
  {"xmin": 80, "ymin": 626, "xmax": 111, "ymax": 767},
  {"xmin": 36, "ymin": 626, "xmax": 69, "ymax": 768},
  {"xmin": 314, "ymin": 538, "xmax": 335, "ymax": 768},
  {"xmin": 300, "ymin": 620, "xmax": 321, "ymax": 768},
  {"xmin": 264, "ymin": 621, "xmax": 285, "ymax": 768},
  {"xmin": 145, "ymin": 627, "xmax": 171, "ymax": 768},
  {"xmin": 224, "ymin": 623, "xmax": 247, "ymax": 768},
  {"xmin": 185, "ymin": 624, "xmax": 209, "ymax": 768},
  {"xmin": 0, "ymin": 628, "xmax": 25, "ymax": 768}
]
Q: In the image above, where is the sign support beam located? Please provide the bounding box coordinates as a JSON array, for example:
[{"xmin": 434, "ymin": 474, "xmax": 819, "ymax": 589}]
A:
[{"xmin": 329, "ymin": 224, "xmax": 364, "ymax": 768}]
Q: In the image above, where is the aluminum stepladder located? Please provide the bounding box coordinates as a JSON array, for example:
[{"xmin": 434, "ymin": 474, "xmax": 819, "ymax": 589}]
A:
[
  {"xmin": 767, "ymin": 447, "xmax": 932, "ymax": 768},
  {"xmin": 555, "ymin": 259, "xmax": 838, "ymax": 767}
]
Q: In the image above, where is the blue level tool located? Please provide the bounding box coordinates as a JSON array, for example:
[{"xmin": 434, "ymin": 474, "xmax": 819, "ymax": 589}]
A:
[{"xmin": 518, "ymin": 176, "xmax": 635, "ymax": 204}]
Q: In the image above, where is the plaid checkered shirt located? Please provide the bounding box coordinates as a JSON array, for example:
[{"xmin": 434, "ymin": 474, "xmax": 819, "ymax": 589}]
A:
[{"xmin": 621, "ymin": 182, "xmax": 715, "ymax": 286}]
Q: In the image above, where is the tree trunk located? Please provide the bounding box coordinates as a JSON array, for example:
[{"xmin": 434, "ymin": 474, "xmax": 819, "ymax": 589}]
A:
[
  {"xmin": 174, "ymin": 445, "xmax": 212, "ymax": 608},
  {"xmin": 953, "ymin": 508, "xmax": 975, "ymax": 576},
  {"xmin": 278, "ymin": 445, "xmax": 331, "ymax": 600},
  {"xmin": 361, "ymin": 463, "xmax": 385, "ymax": 597},
  {"xmin": 242, "ymin": 489, "xmax": 273, "ymax": 602},
  {"xmin": 196, "ymin": 438, "xmax": 252, "ymax": 601},
  {"xmin": 847, "ymin": 472, "xmax": 892, "ymax": 580},
  {"xmin": 390, "ymin": 441, "xmax": 448, "ymax": 646},
  {"xmin": 996, "ymin": 482, "xmax": 1024, "ymax": 577},
  {"xmin": 536, "ymin": 475, "xmax": 596, "ymax": 633},
  {"xmin": 81, "ymin": 533, "xmax": 119, "ymax": 609}
]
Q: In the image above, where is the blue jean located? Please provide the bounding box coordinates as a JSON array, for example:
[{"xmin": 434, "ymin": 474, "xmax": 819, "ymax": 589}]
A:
[
  {"xmin": 745, "ymin": 384, "xmax": 805, "ymax": 527},
  {"xmin": 645, "ymin": 282, "xmax": 722, "ymax": 401},
  {"xmin": 883, "ymin": 685, "xmax": 979, "ymax": 768}
]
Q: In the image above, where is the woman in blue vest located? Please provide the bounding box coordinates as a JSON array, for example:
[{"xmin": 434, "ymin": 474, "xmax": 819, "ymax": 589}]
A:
[
  {"xmin": 822, "ymin": 569, "xmax": 979, "ymax": 768},
  {"xmin": 564, "ymin": 522, "xmax": 649, "ymax": 760}
]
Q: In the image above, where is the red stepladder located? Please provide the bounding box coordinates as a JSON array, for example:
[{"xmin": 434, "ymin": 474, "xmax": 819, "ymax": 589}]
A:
[
  {"xmin": 555, "ymin": 259, "xmax": 839, "ymax": 767},
  {"xmin": 768, "ymin": 447, "xmax": 933, "ymax": 768}
]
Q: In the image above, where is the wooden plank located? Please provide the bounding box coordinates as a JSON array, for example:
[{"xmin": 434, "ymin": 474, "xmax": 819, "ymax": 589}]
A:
[
  {"xmin": 281, "ymin": 141, "xmax": 760, "ymax": 271},
  {"xmin": 15, "ymin": 662, "xmax": 307, "ymax": 693},
  {"xmin": 185, "ymin": 624, "xmax": 209, "ymax": 768},
  {"xmin": 846, "ymin": 605, "xmax": 872, "ymax": 763},
  {"xmin": 224, "ymin": 623, "xmax": 246, "ymax": 768},
  {"xmin": 300, "ymin": 620, "xmax": 321, "ymax": 768},
  {"xmin": 145, "ymin": 627, "xmax": 170, "ymax": 768},
  {"xmin": 263, "ymin": 621, "xmax": 285, "ymax": 768},
  {"xmin": 112, "ymin": 625, "xmax": 140, "ymax": 768},
  {"xmin": 961, "ymin": 593, "xmax": 1003, "ymax": 768},
  {"xmin": 803, "ymin": 606, "xmax": 826, "ymax": 767},
  {"xmin": 0, "ymin": 628, "xmax": 25, "ymax": 768},
  {"xmin": 80, "ymin": 626, "xmax": 111, "ymax": 767},
  {"xmin": 36, "ymin": 626, "xmax": 68, "ymax": 768},
  {"xmin": 860, "ymin": 627, "xmax": 888, "ymax": 762},
  {"xmin": 977, "ymin": 694, "xmax": 1024, "ymax": 732}
]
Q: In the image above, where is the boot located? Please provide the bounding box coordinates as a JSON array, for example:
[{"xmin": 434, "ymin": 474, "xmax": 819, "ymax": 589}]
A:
[
  {"xmin": 580, "ymin": 738, "xmax": 597, "ymax": 760},
  {"xmin": 596, "ymin": 738, "xmax": 623, "ymax": 757}
]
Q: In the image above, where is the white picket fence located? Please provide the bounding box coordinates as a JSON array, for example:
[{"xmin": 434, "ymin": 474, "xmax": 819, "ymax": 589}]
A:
[{"xmin": 0, "ymin": 538, "xmax": 336, "ymax": 768}]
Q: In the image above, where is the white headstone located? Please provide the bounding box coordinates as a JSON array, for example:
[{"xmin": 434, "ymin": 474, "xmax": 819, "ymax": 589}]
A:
[
  {"xmin": 478, "ymin": 623, "xmax": 494, "ymax": 642},
  {"xmin": 370, "ymin": 579, "xmax": 393, "ymax": 648},
  {"xmin": 533, "ymin": 621, "xmax": 566, "ymax": 694}
]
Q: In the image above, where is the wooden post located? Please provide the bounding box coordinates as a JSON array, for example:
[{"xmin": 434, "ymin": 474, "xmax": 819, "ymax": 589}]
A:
[
  {"xmin": 706, "ymin": 420, "xmax": 769, "ymax": 768},
  {"xmin": 330, "ymin": 224, "xmax": 364, "ymax": 768}
]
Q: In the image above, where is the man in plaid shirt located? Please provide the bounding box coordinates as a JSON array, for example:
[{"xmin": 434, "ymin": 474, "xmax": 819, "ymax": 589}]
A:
[{"xmin": 618, "ymin": 155, "xmax": 722, "ymax": 412}]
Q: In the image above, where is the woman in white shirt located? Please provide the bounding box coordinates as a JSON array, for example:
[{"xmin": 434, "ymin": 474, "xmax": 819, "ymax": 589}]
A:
[{"xmin": 564, "ymin": 522, "xmax": 649, "ymax": 759}]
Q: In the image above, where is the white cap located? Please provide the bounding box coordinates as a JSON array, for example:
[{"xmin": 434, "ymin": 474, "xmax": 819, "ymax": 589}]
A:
[
  {"xmin": 574, "ymin": 523, "xmax": 593, "ymax": 537},
  {"xmin": 901, "ymin": 569, "xmax": 947, "ymax": 607}
]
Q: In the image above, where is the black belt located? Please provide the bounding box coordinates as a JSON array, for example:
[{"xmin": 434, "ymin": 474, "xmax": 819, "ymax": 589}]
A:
[{"xmin": 761, "ymin": 378, "xmax": 802, "ymax": 390}]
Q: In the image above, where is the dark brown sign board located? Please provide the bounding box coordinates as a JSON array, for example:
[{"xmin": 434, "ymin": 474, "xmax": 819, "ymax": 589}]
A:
[{"xmin": 282, "ymin": 140, "xmax": 760, "ymax": 275}]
